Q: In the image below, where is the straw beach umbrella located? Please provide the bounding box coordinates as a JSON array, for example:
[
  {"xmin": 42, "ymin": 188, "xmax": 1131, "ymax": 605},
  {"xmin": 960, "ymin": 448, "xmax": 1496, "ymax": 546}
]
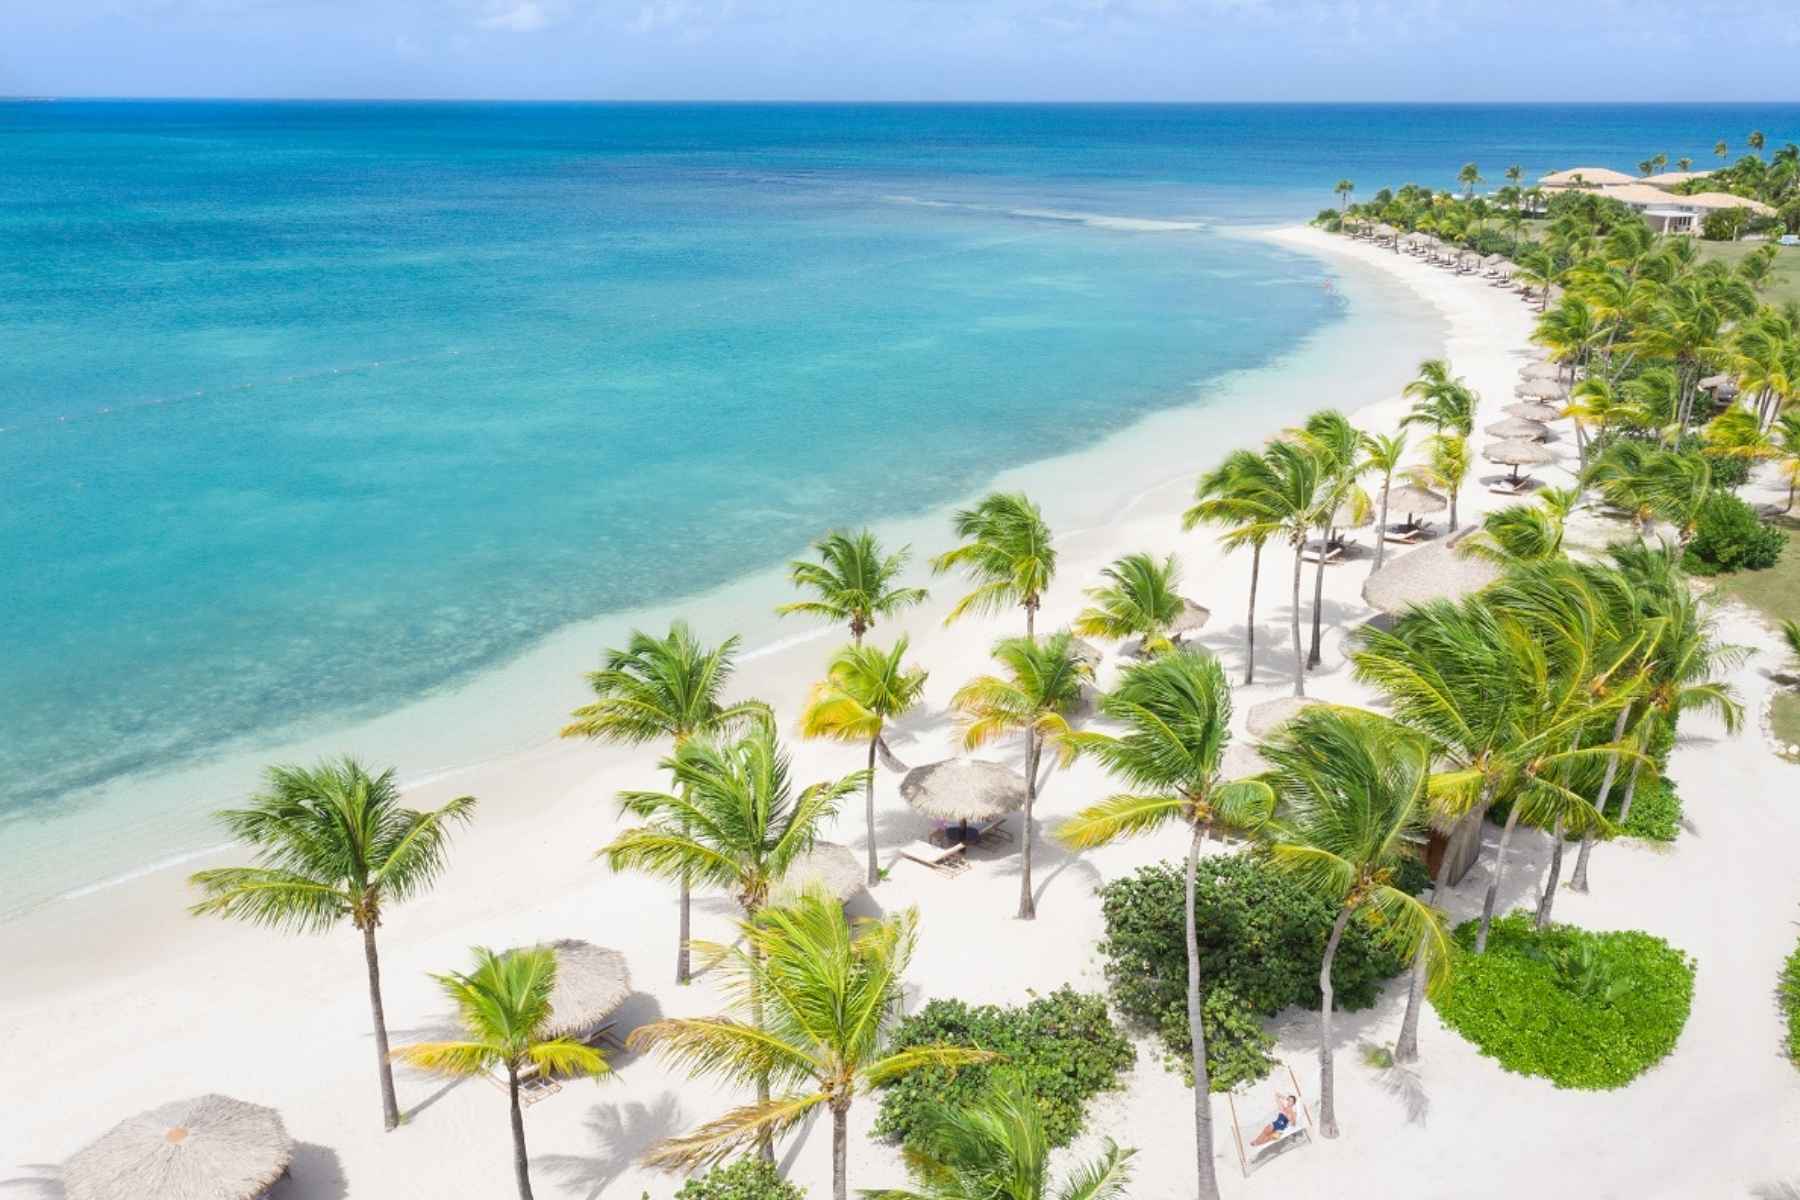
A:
[
  {"xmin": 1485, "ymin": 416, "xmax": 1551, "ymax": 441},
  {"xmin": 1505, "ymin": 401, "xmax": 1563, "ymax": 422},
  {"xmin": 65, "ymin": 1095, "xmax": 294, "ymax": 1200},
  {"xmin": 1122, "ymin": 598, "xmax": 1211, "ymax": 659},
  {"xmin": 1066, "ymin": 636, "xmax": 1104, "ymax": 667},
  {"xmin": 1520, "ymin": 362, "xmax": 1563, "ymax": 383},
  {"xmin": 899, "ymin": 757, "xmax": 1027, "ymax": 841},
  {"xmin": 530, "ymin": 940, "xmax": 631, "ymax": 1042},
  {"xmin": 1483, "ymin": 439, "xmax": 1556, "ymax": 482},
  {"xmin": 1362, "ymin": 536, "xmax": 1503, "ymax": 615},
  {"xmin": 1246, "ymin": 695, "xmax": 1320, "ymax": 738},
  {"xmin": 1515, "ymin": 379, "xmax": 1564, "ymax": 401},
  {"xmin": 1383, "ymin": 483, "xmax": 1446, "ymax": 528},
  {"xmin": 770, "ymin": 841, "xmax": 865, "ymax": 906}
]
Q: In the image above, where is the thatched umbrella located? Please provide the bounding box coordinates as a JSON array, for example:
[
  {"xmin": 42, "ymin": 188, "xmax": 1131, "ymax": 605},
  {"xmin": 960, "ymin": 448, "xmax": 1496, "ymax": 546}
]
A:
[
  {"xmin": 1221, "ymin": 743, "xmax": 1272, "ymax": 780},
  {"xmin": 1514, "ymin": 379, "xmax": 1563, "ymax": 401},
  {"xmin": 771, "ymin": 842, "xmax": 865, "ymax": 906},
  {"xmin": 1699, "ymin": 373, "xmax": 1739, "ymax": 400},
  {"xmin": 1505, "ymin": 400, "xmax": 1563, "ymax": 422},
  {"xmin": 1382, "ymin": 483, "xmax": 1446, "ymax": 529},
  {"xmin": 1066, "ymin": 635, "xmax": 1104, "ymax": 666},
  {"xmin": 1362, "ymin": 535, "xmax": 1504, "ymax": 615},
  {"xmin": 1246, "ymin": 696, "xmax": 1320, "ymax": 738},
  {"xmin": 1171, "ymin": 597, "xmax": 1212, "ymax": 635},
  {"xmin": 528, "ymin": 940, "xmax": 632, "ymax": 1042},
  {"xmin": 1520, "ymin": 362, "xmax": 1563, "ymax": 383},
  {"xmin": 1485, "ymin": 416, "xmax": 1551, "ymax": 441},
  {"xmin": 899, "ymin": 758, "xmax": 1027, "ymax": 842},
  {"xmin": 65, "ymin": 1095, "xmax": 293, "ymax": 1200},
  {"xmin": 1483, "ymin": 439, "xmax": 1556, "ymax": 482}
]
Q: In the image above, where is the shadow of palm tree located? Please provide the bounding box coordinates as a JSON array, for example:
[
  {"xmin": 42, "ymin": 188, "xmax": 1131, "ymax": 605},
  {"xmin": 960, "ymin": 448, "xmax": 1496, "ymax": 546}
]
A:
[
  {"xmin": 533, "ymin": 1091, "xmax": 686, "ymax": 1199},
  {"xmin": 1366, "ymin": 1056, "xmax": 1430, "ymax": 1126}
]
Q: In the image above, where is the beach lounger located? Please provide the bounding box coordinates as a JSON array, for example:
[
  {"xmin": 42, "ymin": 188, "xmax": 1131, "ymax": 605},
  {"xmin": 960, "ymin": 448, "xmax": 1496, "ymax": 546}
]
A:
[
  {"xmin": 1487, "ymin": 475, "xmax": 1535, "ymax": 496},
  {"xmin": 974, "ymin": 816, "xmax": 1014, "ymax": 846},
  {"xmin": 1301, "ymin": 538, "xmax": 1346, "ymax": 565},
  {"xmin": 1382, "ymin": 523, "xmax": 1425, "ymax": 545},
  {"xmin": 898, "ymin": 839, "xmax": 968, "ymax": 876}
]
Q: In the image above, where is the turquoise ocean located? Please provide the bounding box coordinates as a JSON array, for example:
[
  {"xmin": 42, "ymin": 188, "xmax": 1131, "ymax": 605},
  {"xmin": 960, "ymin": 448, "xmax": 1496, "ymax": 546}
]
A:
[{"xmin": 3, "ymin": 102, "xmax": 1796, "ymax": 913}]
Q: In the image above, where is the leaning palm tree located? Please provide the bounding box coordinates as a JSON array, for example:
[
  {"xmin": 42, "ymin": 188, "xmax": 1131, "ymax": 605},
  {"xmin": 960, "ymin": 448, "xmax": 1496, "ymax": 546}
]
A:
[
  {"xmin": 1257, "ymin": 706, "xmax": 1450, "ymax": 1138},
  {"xmin": 393, "ymin": 947, "xmax": 609, "ymax": 1200},
  {"xmin": 1411, "ymin": 433, "xmax": 1471, "ymax": 533},
  {"xmin": 777, "ymin": 529, "xmax": 929, "ymax": 644},
  {"xmin": 1299, "ymin": 409, "xmax": 1369, "ymax": 669},
  {"xmin": 1399, "ymin": 359, "xmax": 1478, "ymax": 438},
  {"xmin": 631, "ymin": 896, "xmax": 991, "ymax": 1200},
  {"xmin": 862, "ymin": 1072, "xmax": 1135, "ymax": 1200},
  {"xmin": 1334, "ymin": 179, "xmax": 1355, "ymax": 212},
  {"xmin": 1364, "ymin": 430, "xmax": 1408, "ymax": 573},
  {"xmin": 1228, "ymin": 439, "xmax": 1329, "ymax": 697},
  {"xmin": 604, "ymin": 724, "xmax": 864, "ymax": 1158},
  {"xmin": 1457, "ymin": 162, "xmax": 1483, "ymax": 200},
  {"xmin": 1073, "ymin": 551, "xmax": 1186, "ymax": 654},
  {"xmin": 951, "ymin": 632, "xmax": 1088, "ymax": 919},
  {"xmin": 1059, "ymin": 650, "xmax": 1273, "ymax": 1200},
  {"xmin": 797, "ymin": 637, "xmax": 929, "ymax": 885},
  {"xmin": 189, "ymin": 759, "xmax": 477, "ymax": 1132},
  {"xmin": 932, "ymin": 492, "xmax": 1056, "ymax": 639},
  {"xmin": 561, "ymin": 622, "xmax": 771, "ymax": 984},
  {"xmin": 1184, "ymin": 449, "xmax": 1280, "ymax": 684}
]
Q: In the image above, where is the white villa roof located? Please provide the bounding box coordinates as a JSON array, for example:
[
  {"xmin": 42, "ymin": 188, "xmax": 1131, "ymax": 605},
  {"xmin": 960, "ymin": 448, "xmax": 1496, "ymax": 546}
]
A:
[
  {"xmin": 1640, "ymin": 171, "xmax": 1712, "ymax": 188},
  {"xmin": 1539, "ymin": 166, "xmax": 1636, "ymax": 188}
]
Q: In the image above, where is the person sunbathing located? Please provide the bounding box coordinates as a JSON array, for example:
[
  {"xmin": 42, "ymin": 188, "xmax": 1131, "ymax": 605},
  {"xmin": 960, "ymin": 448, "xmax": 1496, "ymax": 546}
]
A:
[{"xmin": 1250, "ymin": 1092, "xmax": 1299, "ymax": 1147}]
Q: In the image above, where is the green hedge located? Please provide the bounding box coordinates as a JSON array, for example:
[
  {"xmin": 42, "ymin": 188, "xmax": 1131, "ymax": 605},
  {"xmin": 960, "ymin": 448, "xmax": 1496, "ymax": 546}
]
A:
[
  {"xmin": 1432, "ymin": 914, "xmax": 1695, "ymax": 1089},
  {"xmin": 674, "ymin": 1158, "xmax": 805, "ymax": 1200},
  {"xmin": 1684, "ymin": 493, "xmax": 1785, "ymax": 575},
  {"xmin": 1097, "ymin": 855, "xmax": 1416, "ymax": 1091},
  {"xmin": 1488, "ymin": 773, "xmax": 1682, "ymax": 844},
  {"xmin": 1782, "ymin": 937, "xmax": 1800, "ymax": 1069},
  {"xmin": 872, "ymin": 987, "xmax": 1134, "ymax": 1150}
]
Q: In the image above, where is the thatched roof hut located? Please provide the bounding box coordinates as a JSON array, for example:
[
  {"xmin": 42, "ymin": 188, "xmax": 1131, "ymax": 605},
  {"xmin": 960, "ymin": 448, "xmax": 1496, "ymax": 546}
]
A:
[
  {"xmin": 899, "ymin": 758, "xmax": 1028, "ymax": 821},
  {"xmin": 1361, "ymin": 534, "xmax": 1503, "ymax": 615},
  {"xmin": 1485, "ymin": 416, "xmax": 1551, "ymax": 441},
  {"xmin": 771, "ymin": 842, "xmax": 865, "ymax": 905},
  {"xmin": 533, "ymin": 940, "xmax": 631, "ymax": 1042},
  {"xmin": 1246, "ymin": 696, "xmax": 1321, "ymax": 738},
  {"xmin": 65, "ymin": 1095, "xmax": 293, "ymax": 1200}
]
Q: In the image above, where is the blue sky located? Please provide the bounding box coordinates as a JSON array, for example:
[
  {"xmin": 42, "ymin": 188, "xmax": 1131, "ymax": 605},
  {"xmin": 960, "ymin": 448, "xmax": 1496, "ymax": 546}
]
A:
[{"xmin": 1, "ymin": 0, "xmax": 1794, "ymax": 101}]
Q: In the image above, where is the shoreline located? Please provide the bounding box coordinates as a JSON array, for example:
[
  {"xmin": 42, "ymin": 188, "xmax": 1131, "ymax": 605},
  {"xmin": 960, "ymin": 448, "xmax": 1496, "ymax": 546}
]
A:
[
  {"xmin": 3, "ymin": 222, "xmax": 1526, "ymax": 1195},
  {"xmin": 1, "ymin": 221, "xmax": 1440, "ymax": 922}
]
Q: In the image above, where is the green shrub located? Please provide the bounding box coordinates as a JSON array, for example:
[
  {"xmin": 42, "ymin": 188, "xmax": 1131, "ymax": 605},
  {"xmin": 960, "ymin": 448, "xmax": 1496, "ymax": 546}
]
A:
[
  {"xmin": 1708, "ymin": 454, "xmax": 1752, "ymax": 491},
  {"xmin": 872, "ymin": 987, "xmax": 1133, "ymax": 1150},
  {"xmin": 1613, "ymin": 774, "xmax": 1681, "ymax": 842},
  {"xmin": 1432, "ymin": 914, "xmax": 1695, "ymax": 1089},
  {"xmin": 1701, "ymin": 207, "xmax": 1750, "ymax": 241},
  {"xmin": 1683, "ymin": 493, "xmax": 1785, "ymax": 575},
  {"xmin": 1781, "ymin": 938, "xmax": 1800, "ymax": 1068},
  {"xmin": 1097, "ymin": 856, "xmax": 1411, "ymax": 1089},
  {"xmin": 674, "ymin": 1158, "xmax": 805, "ymax": 1200}
]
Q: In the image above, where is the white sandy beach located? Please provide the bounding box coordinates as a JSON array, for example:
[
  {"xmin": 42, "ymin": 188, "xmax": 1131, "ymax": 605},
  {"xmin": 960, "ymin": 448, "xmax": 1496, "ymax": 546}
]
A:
[{"xmin": 5, "ymin": 224, "xmax": 1797, "ymax": 1200}]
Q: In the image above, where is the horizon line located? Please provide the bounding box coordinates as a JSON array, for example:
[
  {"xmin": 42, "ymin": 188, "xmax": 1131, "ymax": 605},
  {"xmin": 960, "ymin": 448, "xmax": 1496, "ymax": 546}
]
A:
[{"xmin": 7, "ymin": 96, "xmax": 1800, "ymax": 107}]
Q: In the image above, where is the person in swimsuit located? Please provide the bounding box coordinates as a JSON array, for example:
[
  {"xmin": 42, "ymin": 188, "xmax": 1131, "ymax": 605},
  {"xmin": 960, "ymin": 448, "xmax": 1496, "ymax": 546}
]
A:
[{"xmin": 1250, "ymin": 1093, "xmax": 1299, "ymax": 1147}]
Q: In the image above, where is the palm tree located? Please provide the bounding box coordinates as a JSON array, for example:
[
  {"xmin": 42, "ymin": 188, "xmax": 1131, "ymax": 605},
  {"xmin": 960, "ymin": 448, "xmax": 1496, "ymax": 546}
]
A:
[
  {"xmin": 1184, "ymin": 449, "xmax": 1279, "ymax": 685},
  {"xmin": 604, "ymin": 724, "xmax": 864, "ymax": 1158},
  {"xmin": 933, "ymin": 492, "xmax": 1056, "ymax": 639},
  {"xmin": 862, "ymin": 1072, "xmax": 1135, "ymax": 1200},
  {"xmin": 1299, "ymin": 410, "xmax": 1368, "ymax": 669},
  {"xmin": 189, "ymin": 759, "xmax": 477, "ymax": 1132},
  {"xmin": 1257, "ymin": 706, "xmax": 1450, "ymax": 1138},
  {"xmin": 798, "ymin": 637, "xmax": 929, "ymax": 886},
  {"xmin": 951, "ymin": 632, "xmax": 1088, "ymax": 919},
  {"xmin": 1750, "ymin": 131, "xmax": 1767, "ymax": 159},
  {"xmin": 1411, "ymin": 433, "xmax": 1471, "ymax": 533},
  {"xmin": 1583, "ymin": 441, "xmax": 1712, "ymax": 538},
  {"xmin": 1677, "ymin": 157, "xmax": 1693, "ymax": 173},
  {"xmin": 561, "ymin": 622, "xmax": 771, "ymax": 984},
  {"xmin": 777, "ymin": 529, "xmax": 928, "ymax": 645},
  {"xmin": 1074, "ymin": 551, "xmax": 1186, "ymax": 654},
  {"xmin": 1399, "ymin": 359, "xmax": 1478, "ymax": 437},
  {"xmin": 1458, "ymin": 163, "xmax": 1482, "ymax": 200},
  {"xmin": 1715, "ymin": 140, "xmax": 1730, "ymax": 164},
  {"xmin": 1059, "ymin": 650, "xmax": 1272, "ymax": 1200},
  {"xmin": 630, "ymin": 896, "xmax": 991, "ymax": 1200},
  {"xmin": 394, "ymin": 947, "xmax": 609, "ymax": 1199},
  {"xmin": 1363, "ymin": 431, "xmax": 1407, "ymax": 573},
  {"xmin": 1334, "ymin": 179, "xmax": 1355, "ymax": 212}
]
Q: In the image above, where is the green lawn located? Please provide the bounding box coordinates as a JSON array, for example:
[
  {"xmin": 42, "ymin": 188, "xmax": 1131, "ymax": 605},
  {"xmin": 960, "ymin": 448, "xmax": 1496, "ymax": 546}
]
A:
[
  {"xmin": 1694, "ymin": 240, "xmax": 1800, "ymax": 306},
  {"xmin": 1709, "ymin": 517, "xmax": 1800, "ymax": 623},
  {"xmin": 1773, "ymin": 693, "xmax": 1800, "ymax": 753}
]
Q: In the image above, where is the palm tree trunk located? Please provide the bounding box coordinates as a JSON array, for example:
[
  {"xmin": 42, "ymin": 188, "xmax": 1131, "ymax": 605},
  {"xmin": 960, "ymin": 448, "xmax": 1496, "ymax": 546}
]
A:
[
  {"xmin": 1571, "ymin": 705, "xmax": 1632, "ymax": 892},
  {"xmin": 1475, "ymin": 803, "xmax": 1523, "ymax": 953},
  {"xmin": 748, "ymin": 932, "xmax": 774, "ymax": 1162},
  {"xmin": 1395, "ymin": 783, "xmax": 1478, "ymax": 1065},
  {"xmin": 1289, "ymin": 542, "xmax": 1307, "ymax": 698},
  {"xmin": 360, "ymin": 922, "xmax": 401, "ymax": 1132},
  {"xmin": 1184, "ymin": 823, "xmax": 1221, "ymax": 1200},
  {"xmin": 1025, "ymin": 600, "xmax": 1036, "ymax": 642},
  {"xmin": 1373, "ymin": 481, "xmax": 1392, "ymax": 572},
  {"xmin": 1535, "ymin": 814, "xmax": 1566, "ymax": 929},
  {"xmin": 676, "ymin": 874, "xmax": 692, "ymax": 985},
  {"xmin": 1244, "ymin": 543, "xmax": 1262, "ymax": 685},
  {"xmin": 1018, "ymin": 732, "xmax": 1039, "ymax": 920},
  {"xmin": 864, "ymin": 734, "xmax": 881, "ymax": 887},
  {"xmin": 1617, "ymin": 756, "xmax": 1646, "ymax": 824},
  {"xmin": 1448, "ymin": 485, "xmax": 1459, "ymax": 533},
  {"xmin": 1306, "ymin": 530, "xmax": 1328, "ymax": 669},
  {"xmin": 508, "ymin": 1067, "xmax": 534, "ymax": 1200},
  {"xmin": 831, "ymin": 1100, "xmax": 850, "ymax": 1200},
  {"xmin": 1317, "ymin": 908, "xmax": 1353, "ymax": 1138}
]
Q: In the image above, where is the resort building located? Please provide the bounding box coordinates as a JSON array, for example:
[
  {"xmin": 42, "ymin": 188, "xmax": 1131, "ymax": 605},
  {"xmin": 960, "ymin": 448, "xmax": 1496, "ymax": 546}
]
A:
[{"xmin": 1537, "ymin": 166, "xmax": 1775, "ymax": 234}]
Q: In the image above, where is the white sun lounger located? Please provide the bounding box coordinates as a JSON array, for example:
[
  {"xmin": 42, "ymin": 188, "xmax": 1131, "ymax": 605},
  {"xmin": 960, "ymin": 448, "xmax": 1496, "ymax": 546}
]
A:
[
  {"xmin": 1487, "ymin": 475, "xmax": 1535, "ymax": 496},
  {"xmin": 897, "ymin": 839, "xmax": 968, "ymax": 876}
]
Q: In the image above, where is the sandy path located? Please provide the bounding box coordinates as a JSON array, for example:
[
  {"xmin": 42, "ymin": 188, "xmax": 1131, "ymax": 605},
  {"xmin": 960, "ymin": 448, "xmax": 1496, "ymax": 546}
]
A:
[{"xmin": 4, "ymin": 226, "xmax": 1796, "ymax": 1200}]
